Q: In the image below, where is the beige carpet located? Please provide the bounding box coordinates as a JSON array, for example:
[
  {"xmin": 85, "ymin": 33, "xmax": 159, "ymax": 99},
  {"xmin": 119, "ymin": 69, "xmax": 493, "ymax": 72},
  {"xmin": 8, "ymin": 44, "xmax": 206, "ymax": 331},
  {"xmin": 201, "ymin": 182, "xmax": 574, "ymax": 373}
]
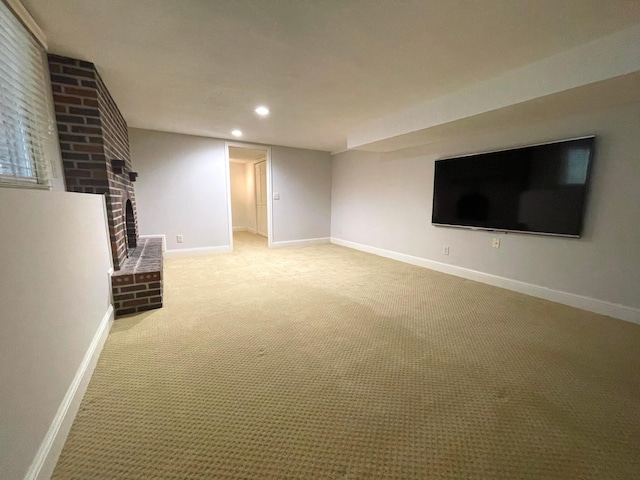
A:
[{"xmin": 53, "ymin": 232, "xmax": 640, "ymax": 479}]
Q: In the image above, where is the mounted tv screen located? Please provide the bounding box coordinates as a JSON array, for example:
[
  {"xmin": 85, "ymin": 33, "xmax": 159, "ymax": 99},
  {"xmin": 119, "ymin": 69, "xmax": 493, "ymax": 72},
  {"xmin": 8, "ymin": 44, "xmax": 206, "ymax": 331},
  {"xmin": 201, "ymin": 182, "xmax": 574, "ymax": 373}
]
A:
[{"xmin": 432, "ymin": 136, "xmax": 595, "ymax": 237}]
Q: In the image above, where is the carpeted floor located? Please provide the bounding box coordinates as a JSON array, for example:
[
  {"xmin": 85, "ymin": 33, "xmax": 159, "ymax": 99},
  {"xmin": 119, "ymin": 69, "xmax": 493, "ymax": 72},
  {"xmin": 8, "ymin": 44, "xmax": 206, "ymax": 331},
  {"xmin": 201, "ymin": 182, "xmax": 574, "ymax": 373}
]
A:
[{"xmin": 53, "ymin": 232, "xmax": 640, "ymax": 479}]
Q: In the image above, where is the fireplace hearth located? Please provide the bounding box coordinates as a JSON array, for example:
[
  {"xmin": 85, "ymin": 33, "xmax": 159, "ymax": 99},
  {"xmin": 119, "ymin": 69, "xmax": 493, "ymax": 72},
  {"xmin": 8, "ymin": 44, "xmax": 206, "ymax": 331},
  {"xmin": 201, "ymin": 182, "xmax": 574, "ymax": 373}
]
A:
[{"xmin": 111, "ymin": 238, "xmax": 163, "ymax": 316}]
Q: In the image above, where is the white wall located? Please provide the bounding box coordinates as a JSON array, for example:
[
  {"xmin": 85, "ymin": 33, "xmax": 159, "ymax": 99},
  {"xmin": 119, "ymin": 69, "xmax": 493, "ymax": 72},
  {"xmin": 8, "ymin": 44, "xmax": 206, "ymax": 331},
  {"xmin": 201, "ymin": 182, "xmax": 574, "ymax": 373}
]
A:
[
  {"xmin": 271, "ymin": 146, "xmax": 332, "ymax": 243},
  {"xmin": 129, "ymin": 128, "xmax": 332, "ymax": 250},
  {"xmin": 332, "ymin": 102, "xmax": 640, "ymax": 317},
  {"xmin": 230, "ymin": 162, "xmax": 249, "ymax": 229},
  {"xmin": 129, "ymin": 128, "xmax": 230, "ymax": 252},
  {"xmin": 0, "ymin": 189, "xmax": 113, "ymax": 480}
]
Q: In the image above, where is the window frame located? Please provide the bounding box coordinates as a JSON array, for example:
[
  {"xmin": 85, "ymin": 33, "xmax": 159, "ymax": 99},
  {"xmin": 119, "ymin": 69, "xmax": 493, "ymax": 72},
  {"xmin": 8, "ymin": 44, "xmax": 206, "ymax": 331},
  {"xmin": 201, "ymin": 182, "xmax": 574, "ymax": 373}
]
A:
[{"xmin": 0, "ymin": 0, "xmax": 57, "ymax": 190}]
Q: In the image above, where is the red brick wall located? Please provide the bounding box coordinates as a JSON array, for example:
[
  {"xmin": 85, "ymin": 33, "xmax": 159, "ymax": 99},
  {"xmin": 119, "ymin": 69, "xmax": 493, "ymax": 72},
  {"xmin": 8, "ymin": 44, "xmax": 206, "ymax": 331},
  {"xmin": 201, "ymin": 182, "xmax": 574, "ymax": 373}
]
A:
[
  {"xmin": 111, "ymin": 238, "xmax": 163, "ymax": 316},
  {"xmin": 48, "ymin": 54, "xmax": 137, "ymax": 270},
  {"xmin": 112, "ymin": 272, "xmax": 163, "ymax": 316},
  {"xmin": 48, "ymin": 55, "xmax": 107, "ymax": 194},
  {"xmin": 96, "ymin": 70, "xmax": 138, "ymax": 265}
]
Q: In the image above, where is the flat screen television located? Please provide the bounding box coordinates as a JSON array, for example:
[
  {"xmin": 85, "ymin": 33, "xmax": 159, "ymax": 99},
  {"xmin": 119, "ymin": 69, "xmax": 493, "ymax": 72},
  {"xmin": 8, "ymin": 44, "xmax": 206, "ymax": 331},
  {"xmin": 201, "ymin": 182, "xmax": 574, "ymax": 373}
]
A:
[{"xmin": 432, "ymin": 136, "xmax": 595, "ymax": 237}]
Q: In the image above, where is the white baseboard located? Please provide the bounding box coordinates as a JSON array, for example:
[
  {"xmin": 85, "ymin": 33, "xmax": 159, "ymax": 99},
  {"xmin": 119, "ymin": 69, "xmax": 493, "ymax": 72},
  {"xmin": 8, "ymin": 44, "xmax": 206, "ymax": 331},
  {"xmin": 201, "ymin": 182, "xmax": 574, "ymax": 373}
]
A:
[
  {"xmin": 330, "ymin": 237, "xmax": 640, "ymax": 325},
  {"xmin": 139, "ymin": 234, "xmax": 166, "ymax": 252},
  {"xmin": 233, "ymin": 227, "xmax": 248, "ymax": 232},
  {"xmin": 248, "ymin": 228, "xmax": 257, "ymax": 234},
  {"xmin": 26, "ymin": 305, "xmax": 114, "ymax": 480},
  {"xmin": 164, "ymin": 245, "xmax": 232, "ymax": 258},
  {"xmin": 271, "ymin": 237, "xmax": 330, "ymax": 249}
]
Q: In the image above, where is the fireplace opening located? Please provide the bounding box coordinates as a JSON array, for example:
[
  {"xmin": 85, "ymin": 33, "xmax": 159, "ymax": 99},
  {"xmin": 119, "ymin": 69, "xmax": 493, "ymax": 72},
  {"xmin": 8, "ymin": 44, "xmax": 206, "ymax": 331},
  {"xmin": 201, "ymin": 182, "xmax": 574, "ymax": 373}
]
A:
[{"xmin": 125, "ymin": 199, "xmax": 137, "ymax": 255}]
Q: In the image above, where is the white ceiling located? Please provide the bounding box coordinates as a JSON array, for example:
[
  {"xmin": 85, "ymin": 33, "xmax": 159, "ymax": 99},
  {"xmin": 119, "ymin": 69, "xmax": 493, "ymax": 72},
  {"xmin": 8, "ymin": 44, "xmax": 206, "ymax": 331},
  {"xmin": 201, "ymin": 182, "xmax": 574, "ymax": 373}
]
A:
[
  {"xmin": 22, "ymin": 0, "xmax": 640, "ymax": 153},
  {"xmin": 229, "ymin": 146, "xmax": 266, "ymax": 164}
]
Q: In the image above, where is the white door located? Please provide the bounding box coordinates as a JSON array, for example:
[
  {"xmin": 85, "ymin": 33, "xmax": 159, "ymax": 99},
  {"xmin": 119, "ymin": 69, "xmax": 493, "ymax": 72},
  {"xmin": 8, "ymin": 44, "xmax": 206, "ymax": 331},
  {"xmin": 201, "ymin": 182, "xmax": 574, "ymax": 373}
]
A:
[{"xmin": 255, "ymin": 161, "xmax": 268, "ymax": 237}]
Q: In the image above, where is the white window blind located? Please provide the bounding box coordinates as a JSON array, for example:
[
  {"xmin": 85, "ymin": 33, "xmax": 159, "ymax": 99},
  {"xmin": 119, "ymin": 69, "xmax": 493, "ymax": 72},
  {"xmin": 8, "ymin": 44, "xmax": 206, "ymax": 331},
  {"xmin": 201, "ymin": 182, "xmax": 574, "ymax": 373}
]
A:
[{"xmin": 0, "ymin": 0, "xmax": 56, "ymax": 188}]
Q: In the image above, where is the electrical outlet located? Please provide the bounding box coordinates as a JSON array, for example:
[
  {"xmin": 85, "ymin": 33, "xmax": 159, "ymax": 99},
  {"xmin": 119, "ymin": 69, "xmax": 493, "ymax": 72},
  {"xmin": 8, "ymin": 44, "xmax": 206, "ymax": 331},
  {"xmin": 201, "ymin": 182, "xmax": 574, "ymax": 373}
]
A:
[
  {"xmin": 492, "ymin": 237, "xmax": 500, "ymax": 248},
  {"xmin": 273, "ymin": 192, "xmax": 280, "ymax": 200},
  {"xmin": 443, "ymin": 246, "xmax": 450, "ymax": 255},
  {"xmin": 177, "ymin": 235, "xmax": 184, "ymax": 243}
]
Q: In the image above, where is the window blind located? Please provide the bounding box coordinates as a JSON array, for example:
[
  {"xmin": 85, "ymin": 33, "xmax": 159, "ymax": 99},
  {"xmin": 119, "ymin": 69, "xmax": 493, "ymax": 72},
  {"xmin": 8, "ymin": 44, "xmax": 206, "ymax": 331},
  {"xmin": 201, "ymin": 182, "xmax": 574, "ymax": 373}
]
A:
[{"xmin": 0, "ymin": 0, "xmax": 56, "ymax": 187}]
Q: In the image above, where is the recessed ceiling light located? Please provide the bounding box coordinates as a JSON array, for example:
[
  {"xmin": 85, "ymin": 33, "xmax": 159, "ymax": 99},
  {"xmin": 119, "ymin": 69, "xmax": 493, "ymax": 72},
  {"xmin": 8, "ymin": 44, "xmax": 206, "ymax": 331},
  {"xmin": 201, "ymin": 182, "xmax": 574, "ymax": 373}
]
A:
[
  {"xmin": 231, "ymin": 129, "xmax": 242, "ymax": 137},
  {"xmin": 255, "ymin": 106, "xmax": 270, "ymax": 116}
]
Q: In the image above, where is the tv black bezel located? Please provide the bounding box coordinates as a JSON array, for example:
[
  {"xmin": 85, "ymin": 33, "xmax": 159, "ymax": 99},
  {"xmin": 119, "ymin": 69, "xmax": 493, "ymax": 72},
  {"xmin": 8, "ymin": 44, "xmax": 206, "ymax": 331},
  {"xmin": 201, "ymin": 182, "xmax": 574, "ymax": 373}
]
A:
[{"xmin": 431, "ymin": 135, "xmax": 596, "ymax": 238}]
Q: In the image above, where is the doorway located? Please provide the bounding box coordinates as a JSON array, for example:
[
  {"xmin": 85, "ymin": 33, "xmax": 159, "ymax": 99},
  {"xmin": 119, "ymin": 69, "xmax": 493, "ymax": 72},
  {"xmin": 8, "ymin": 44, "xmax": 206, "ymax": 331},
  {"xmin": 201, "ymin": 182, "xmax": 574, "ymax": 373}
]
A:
[{"xmin": 225, "ymin": 143, "xmax": 272, "ymax": 250}]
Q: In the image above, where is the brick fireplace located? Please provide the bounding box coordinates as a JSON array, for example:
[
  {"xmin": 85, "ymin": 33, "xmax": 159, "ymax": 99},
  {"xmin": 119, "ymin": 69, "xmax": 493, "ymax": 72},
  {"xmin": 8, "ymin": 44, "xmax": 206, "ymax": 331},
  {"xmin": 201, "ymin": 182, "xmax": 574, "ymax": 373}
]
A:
[
  {"xmin": 49, "ymin": 54, "xmax": 162, "ymax": 316},
  {"xmin": 48, "ymin": 54, "xmax": 137, "ymax": 270}
]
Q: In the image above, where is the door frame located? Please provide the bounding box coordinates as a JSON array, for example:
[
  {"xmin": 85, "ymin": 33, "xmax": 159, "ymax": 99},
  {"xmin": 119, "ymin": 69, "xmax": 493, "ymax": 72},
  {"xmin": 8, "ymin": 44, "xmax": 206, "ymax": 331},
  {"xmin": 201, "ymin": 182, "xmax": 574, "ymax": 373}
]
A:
[
  {"xmin": 254, "ymin": 159, "xmax": 268, "ymax": 239},
  {"xmin": 224, "ymin": 141, "xmax": 273, "ymax": 250}
]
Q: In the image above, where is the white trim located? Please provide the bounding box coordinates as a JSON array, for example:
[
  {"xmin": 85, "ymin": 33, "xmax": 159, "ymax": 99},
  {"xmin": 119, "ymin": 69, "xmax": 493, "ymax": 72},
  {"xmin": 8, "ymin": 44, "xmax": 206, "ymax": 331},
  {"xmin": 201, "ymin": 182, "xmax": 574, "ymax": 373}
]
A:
[
  {"xmin": 163, "ymin": 245, "xmax": 232, "ymax": 258},
  {"xmin": 25, "ymin": 305, "xmax": 114, "ymax": 480},
  {"xmin": 271, "ymin": 237, "xmax": 330, "ymax": 249},
  {"xmin": 139, "ymin": 234, "xmax": 167, "ymax": 252},
  {"xmin": 233, "ymin": 226, "xmax": 248, "ymax": 232},
  {"xmin": 4, "ymin": 0, "xmax": 47, "ymax": 49},
  {"xmin": 0, "ymin": 179, "xmax": 49, "ymax": 190},
  {"xmin": 248, "ymin": 227, "xmax": 257, "ymax": 234},
  {"xmin": 330, "ymin": 237, "xmax": 640, "ymax": 325},
  {"xmin": 254, "ymin": 160, "xmax": 268, "ymax": 238},
  {"xmin": 101, "ymin": 197, "xmax": 115, "ymax": 272},
  {"xmin": 223, "ymin": 143, "xmax": 234, "ymax": 253},
  {"xmin": 265, "ymin": 148, "xmax": 273, "ymax": 249}
]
